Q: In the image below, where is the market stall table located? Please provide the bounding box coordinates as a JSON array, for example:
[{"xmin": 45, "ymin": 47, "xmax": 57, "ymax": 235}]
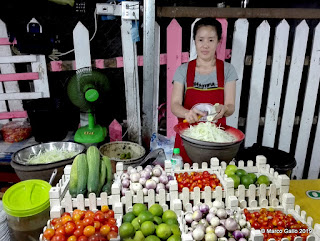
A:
[{"xmin": 289, "ymin": 179, "xmax": 320, "ymax": 224}]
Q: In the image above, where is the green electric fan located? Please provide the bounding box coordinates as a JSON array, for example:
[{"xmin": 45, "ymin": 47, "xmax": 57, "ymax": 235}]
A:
[{"xmin": 67, "ymin": 68, "xmax": 110, "ymax": 144}]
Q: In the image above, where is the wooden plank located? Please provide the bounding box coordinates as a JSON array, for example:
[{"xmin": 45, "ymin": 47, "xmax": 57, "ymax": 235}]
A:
[
  {"xmin": 262, "ymin": 20, "xmax": 290, "ymax": 148},
  {"xmin": 31, "ymin": 55, "xmax": 50, "ymax": 98},
  {"xmin": 157, "ymin": 7, "xmax": 320, "ymax": 19},
  {"xmin": 166, "ymin": 19, "xmax": 182, "ymax": 138},
  {"xmin": 0, "ymin": 111, "xmax": 28, "ymax": 120},
  {"xmin": 278, "ymin": 20, "xmax": 309, "ymax": 152},
  {"xmin": 0, "ymin": 72, "xmax": 39, "ymax": 82},
  {"xmin": 228, "ymin": 19, "xmax": 249, "ymax": 128},
  {"xmin": 244, "ymin": 21, "xmax": 270, "ymax": 147},
  {"xmin": 0, "ymin": 19, "xmax": 24, "ymax": 123},
  {"xmin": 142, "ymin": 0, "xmax": 156, "ymax": 145},
  {"xmin": 0, "ymin": 55, "xmax": 37, "ymax": 64},
  {"xmin": 121, "ymin": 19, "xmax": 142, "ymax": 144},
  {"xmin": 295, "ymin": 23, "xmax": 320, "ymax": 179},
  {"xmin": 152, "ymin": 22, "xmax": 160, "ymax": 134},
  {"xmin": 73, "ymin": 22, "xmax": 91, "ymax": 70},
  {"xmin": 0, "ymin": 92, "xmax": 42, "ymax": 100}
]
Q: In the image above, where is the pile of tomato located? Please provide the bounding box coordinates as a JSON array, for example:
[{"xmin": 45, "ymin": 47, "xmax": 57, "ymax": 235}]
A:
[
  {"xmin": 43, "ymin": 206, "xmax": 118, "ymax": 241},
  {"xmin": 244, "ymin": 208, "xmax": 311, "ymax": 241},
  {"xmin": 175, "ymin": 171, "xmax": 222, "ymax": 192}
]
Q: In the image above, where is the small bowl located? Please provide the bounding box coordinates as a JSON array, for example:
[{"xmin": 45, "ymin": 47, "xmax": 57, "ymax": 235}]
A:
[
  {"xmin": 11, "ymin": 142, "xmax": 86, "ymax": 185},
  {"xmin": 99, "ymin": 141, "xmax": 146, "ymax": 171}
]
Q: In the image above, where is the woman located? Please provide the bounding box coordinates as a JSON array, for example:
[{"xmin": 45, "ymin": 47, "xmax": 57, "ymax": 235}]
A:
[{"xmin": 171, "ymin": 18, "xmax": 238, "ymax": 164}]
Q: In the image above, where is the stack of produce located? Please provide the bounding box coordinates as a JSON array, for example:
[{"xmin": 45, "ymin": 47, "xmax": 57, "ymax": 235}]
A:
[
  {"xmin": 42, "ymin": 206, "xmax": 118, "ymax": 241},
  {"xmin": 224, "ymin": 164, "xmax": 271, "ymax": 189},
  {"xmin": 183, "ymin": 201, "xmax": 249, "ymax": 241},
  {"xmin": 119, "ymin": 203, "xmax": 181, "ymax": 241},
  {"xmin": 120, "ymin": 165, "xmax": 174, "ymax": 196},
  {"xmin": 69, "ymin": 146, "xmax": 113, "ymax": 197}
]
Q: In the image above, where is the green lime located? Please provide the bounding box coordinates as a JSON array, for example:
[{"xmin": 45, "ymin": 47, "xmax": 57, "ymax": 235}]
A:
[
  {"xmin": 248, "ymin": 173, "xmax": 257, "ymax": 183},
  {"xmin": 156, "ymin": 223, "xmax": 172, "ymax": 239},
  {"xmin": 145, "ymin": 235, "xmax": 161, "ymax": 241},
  {"xmin": 171, "ymin": 224, "xmax": 181, "ymax": 235},
  {"xmin": 138, "ymin": 210, "xmax": 154, "ymax": 224},
  {"xmin": 149, "ymin": 204, "xmax": 163, "ymax": 217},
  {"xmin": 225, "ymin": 169, "xmax": 236, "ymax": 177},
  {"xmin": 141, "ymin": 221, "xmax": 155, "ymax": 236},
  {"xmin": 153, "ymin": 216, "xmax": 162, "ymax": 225},
  {"xmin": 133, "ymin": 230, "xmax": 145, "ymax": 241},
  {"xmin": 257, "ymin": 175, "xmax": 270, "ymax": 186},
  {"xmin": 240, "ymin": 175, "xmax": 255, "ymax": 189},
  {"xmin": 119, "ymin": 222, "xmax": 135, "ymax": 239},
  {"xmin": 131, "ymin": 217, "xmax": 140, "ymax": 231},
  {"xmin": 132, "ymin": 203, "xmax": 148, "ymax": 217},
  {"xmin": 165, "ymin": 218, "xmax": 179, "ymax": 225},
  {"xmin": 229, "ymin": 174, "xmax": 241, "ymax": 188},
  {"xmin": 123, "ymin": 212, "xmax": 136, "ymax": 223},
  {"xmin": 162, "ymin": 210, "xmax": 177, "ymax": 223},
  {"xmin": 235, "ymin": 169, "xmax": 247, "ymax": 178},
  {"xmin": 226, "ymin": 164, "xmax": 238, "ymax": 172},
  {"xmin": 167, "ymin": 234, "xmax": 182, "ymax": 241}
]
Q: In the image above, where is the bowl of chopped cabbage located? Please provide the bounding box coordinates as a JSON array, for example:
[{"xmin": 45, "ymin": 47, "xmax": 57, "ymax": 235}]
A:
[
  {"xmin": 174, "ymin": 122, "xmax": 245, "ymax": 164},
  {"xmin": 10, "ymin": 142, "xmax": 86, "ymax": 185}
]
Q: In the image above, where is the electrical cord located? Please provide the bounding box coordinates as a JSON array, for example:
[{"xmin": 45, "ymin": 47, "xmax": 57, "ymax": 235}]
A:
[{"xmin": 48, "ymin": 8, "xmax": 98, "ymax": 61}]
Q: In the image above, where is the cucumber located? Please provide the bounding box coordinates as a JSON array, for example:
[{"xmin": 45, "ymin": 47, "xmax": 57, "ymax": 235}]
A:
[
  {"xmin": 76, "ymin": 154, "xmax": 88, "ymax": 195},
  {"xmin": 101, "ymin": 156, "xmax": 113, "ymax": 195},
  {"xmin": 97, "ymin": 159, "xmax": 107, "ymax": 195},
  {"xmin": 69, "ymin": 155, "xmax": 78, "ymax": 198},
  {"xmin": 86, "ymin": 146, "xmax": 101, "ymax": 195}
]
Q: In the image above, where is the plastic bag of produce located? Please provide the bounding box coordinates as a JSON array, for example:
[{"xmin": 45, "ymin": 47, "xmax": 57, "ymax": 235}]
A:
[
  {"xmin": 150, "ymin": 133, "xmax": 175, "ymax": 160},
  {"xmin": 1, "ymin": 121, "xmax": 32, "ymax": 143}
]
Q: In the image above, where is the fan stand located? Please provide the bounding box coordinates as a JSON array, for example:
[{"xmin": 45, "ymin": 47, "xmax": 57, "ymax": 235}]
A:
[{"xmin": 74, "ymin": 111, "xmax": 107, "ymax": 144}]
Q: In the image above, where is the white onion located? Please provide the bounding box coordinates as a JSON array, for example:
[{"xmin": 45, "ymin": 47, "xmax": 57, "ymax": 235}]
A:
[
  {"xmin": 142, "ymin": 188, "xmax": 148, "ymax": 195},
  {"xmin": 215, "ymin": 225, "xmax": 226, "ymax": 238},
  {"xmin": 121, "ymin": 179, "xmax": 130, "ymax": 188},
  {"xmin": 152, "ymin": 167, "xmax": 162, "ymax": 177},
  {"xmin": 199, "ymin": 219, "xmax": 209, "ymax": 228},
  {"xmin": 131, "ymin": 183, "xmax": 143, "ymax": 193},
  {"xmin": 216, "ymin": 209, "xmax": 227, "ymax": 219},
  {"xmin": 140, "ymin": 171, "xmax": 151, "ymax": 180},
  {"xmin": 156, "ymin": 183, "xmax": 165, "ymax": 193},
  {"xmin": 206, "ymin": 226, "xmax": 215, "ymax": 234},
  {"xmin": 212, "ymin": 200, "xmax": 223, "ymax": 209},
  {"xmin": 145, "ymin": 179, "xmax": 157, "ymax": 189},
  {"xmin": 210, "ymin": 216, "xmax": 220, "ymax": 227},
  {"xmin": 159, "ymin": 175, "xmax": 169, "ymax": 184},
  {"xmin": 129, "ymin": 168, "xmax": 137, "ymax": 174},
  {"xmin": 192, "ymin": 227, "xmax": 205, "ymax": 241},
  {"xmin": 185, "ymin": 213, "xmax": 193, "ymax": 224},
  {"xmin": 121, "ymin": 173, "xmax": 130, "ymax": 180},
  {"xmin": 139, "ymin": 177, "xmax": 147, "ymax": 186},
  {"xmin": 130, "ymin": 173, "xmax": 140, "ymax": 183},
  {"xmin": 241, "ymin": 228, "xmax": 250, "ymax": 238},
  {"xmin": 192, "ymin": 210, "xmax": 202, "ymax": 222},
  {"xmin": 193, "ymin": 205, "xmax": 200, "ymax": 212},
  {"xmin": 151, "ymin": 176, "xmax": 160, "ymax": 184},
  {"xmin": 191, "ymin": 221, "xmax": 199, "ymax": 229},
  {"xmin": 209, "ymin": 207, "xmax": 218, "ymax": 215},
  {"xmin": 205, "ymin": 233, "xmax": 217, "ymax": 241},
  {"xmin": 206, "ymin": 212, "xmax": 215, "ymax": 223},
  {"xmin": 165, "ymin": 183, "xmax": 170, "ymax": 190},
  {"xmin": 121, "ymin": 187, "xmax": 128, "ymax": 196},
  {"xmin": 238, "ymin": 219, "xmax": 247, "ymax": 228}
]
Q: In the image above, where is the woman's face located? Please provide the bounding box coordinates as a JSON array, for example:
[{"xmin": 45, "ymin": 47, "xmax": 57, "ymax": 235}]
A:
[{"xmin": 195, "ymin": 25, "xmax": 219, "ymax": 61}]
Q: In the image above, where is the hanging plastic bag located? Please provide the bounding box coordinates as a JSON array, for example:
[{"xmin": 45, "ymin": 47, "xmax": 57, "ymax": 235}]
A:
[
  {"xmin": 48, "ymin": 0, "xmax": 75, "ymax": 7},
  {"xmin": 150, "ymin": 133, "xmax": 175, "ymax": 160}
]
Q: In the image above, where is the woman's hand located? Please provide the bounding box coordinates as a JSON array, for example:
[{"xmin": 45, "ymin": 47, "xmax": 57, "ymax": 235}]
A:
[
  {"xmin": 213, "ymin": 104, "xmax": 229, "ymax": 121},
  {"xmin": 184, "ymin": 108, "xmax": 206, "ymax": 124}
]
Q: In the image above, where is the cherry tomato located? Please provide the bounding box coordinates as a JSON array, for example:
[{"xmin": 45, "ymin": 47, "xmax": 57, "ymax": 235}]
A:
[
  {"xmin": 74, "ymin": 229, "xmax": 83, "ymax": 238},
  {"xmin": 106, "ymin": 210, "xmax": 114, "ymax": 219},
  {"xmin": 83, "ymin": 225, "xmax": 95, "ymax": 237},
  {"xmin": 64, "ymin": 221, "xmax": 76, "ymax": 236},
  {"xmin": 100, "ymin": 225, "xmax": 110, "ymax": 237},
  {"xmin": 51, "ymin": 234, "xmax": 67, "ymax": 241},
  {"xmin": 94, "ymin": 221, "xmax": 101, "ymax": 231},
  {"xmin": 94, "ymin": 212, "xmax": 105, "ymax": 223},
  {"xmin": 106, "ymin": 218, "xmax": 116, "ymax": 226},
  {"xmin": 55, "ymin": 227, "xmax": 66, "ymax": 236},
  {"xmin": 51, "ymin": 218, "xmax": 61, "ymax": 226},
  {"xmin": 83, "ymin": 217, "xmax": 94, "ymax": 227},
  {"xmin": 110, "ymin": 225, "xmax": 118, "ymax": 233},
  {"xmin": 107, "ymin": 231, "xmax": 118, "ymax": 240},
  {"xmin": 72, "ymin": 213, "xmax": 81, "ymax": 222},
  {"xmin": 67, "ymin": 236, "xmax": 77, "ymax": 241},
  {"xmin": 43, "ymin": 228, "xmax": 55, "ymax": 240},
  {"xmin": 101, "ymin": 205, "xmax": 109, "ymax": 213},
  {"xmin": 85, "ymin": 211, "xmax": 95, "ymax": 219},
  {"xmin": 78, "ymin": 236, "xmax": 88, "ymax": 241},
  {"xmin": 61, "ymin": 215, "xmax": 72, "ymax": 225},
  {"xmin": 62, "ymin": 212, "xmax": 71, "ymax": 217}
]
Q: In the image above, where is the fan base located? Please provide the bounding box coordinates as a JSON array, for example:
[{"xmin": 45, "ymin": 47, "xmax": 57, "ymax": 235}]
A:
[{"xmin": 74, "ymin": 124, "xmax": 107, "ymax": 144}]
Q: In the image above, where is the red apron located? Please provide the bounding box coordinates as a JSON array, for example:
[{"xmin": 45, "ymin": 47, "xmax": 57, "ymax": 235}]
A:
[{"xmin": 174, "ymin": 59, "xmax": 225, "ymax": 164}]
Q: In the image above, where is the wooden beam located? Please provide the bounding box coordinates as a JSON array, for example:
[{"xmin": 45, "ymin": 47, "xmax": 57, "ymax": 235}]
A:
[{"xmin": 157, "ymin": 7, "xmax": 320, "ymax": 19}]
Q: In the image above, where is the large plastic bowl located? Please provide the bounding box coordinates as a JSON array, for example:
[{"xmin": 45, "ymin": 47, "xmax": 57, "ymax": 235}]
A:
[
  {"xmin": 10, "ymin": 142, "xmax": 86, "ymax": 185},
  {"xmin": 174, "ymin": 122, "xmax": 245, "ymax": 164}
]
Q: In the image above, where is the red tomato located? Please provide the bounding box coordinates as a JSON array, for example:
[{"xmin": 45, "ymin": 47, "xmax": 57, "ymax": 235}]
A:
[
  {"xmin": 94, "ymin": 221, "xmax": 101, "ymax": 231},
  {"xmin": 83, "ymin": 226, "xmax": 95, "ymax": 237},
  {"xmin": 100, "ymin": 225, "xmax": 110, "ymax": 237},
  {"xmin": 43, "ymin": 228, "xmax": 55, "ymax": 240},
  {"xmin": 61, "ymin": 215, "xmax": 72, "ymax": 225},
  {"xmin": 64, "ymin": 221, "xmax": 76, "ymax": 236},
  {"xmin": 94, "ymin": 212, "xmax": 105, "ymax": 223},
  {"xmin": 85, "ymin": 211, "xmax": 95, "ymax": 219},
  {"xmin": 74, "ymin": 229, "xmax": 83, "ymax": 238},
  {"xmin": 83, "ymin": 217, "xmax": 94, "ymax": 227},
  {"xmin": 106, "ymin": 210, "xmax": 114, "ymax": 219},
  {"xmin": 51, "ymin": 218, "xmax": 62, "ymax": 226},
  {"xmin": 67, "ymin": 236, "xmax": 77, "ymax": 241},
  {"xmin": 55, "ymin": 227, "xmax": 66, "ymax": 236},
  {"xmin": 88, "ymin": 233, "xmax": 107, "ymax": 241},
  {"xmin": 106, "ymin": 218, "xmax": 116, "ymax": 226},
  {"xmin": 110, "ymin": 225, "xmax": 118, "ymax": 233},
  {"xmin": 62, "ymin": 212, "xmax": 71, "ymax": 217},
  {"xmin": 101, "ymin": 205, "xmax": 109, "ymax": 213},
  {"xmin": 107, "ymin": 231, "xmax": 118, "ymax": 240},
  {"xmin": 72, "ymin": 213, "xmax": 81, "ymax": 222},
  {"xmin": 51, "ymin": 234, "xmax": 67, "ymax": 241},
  {"xmin": 78, "ymin": 236, "xmax": 88, "ymax": 241}
]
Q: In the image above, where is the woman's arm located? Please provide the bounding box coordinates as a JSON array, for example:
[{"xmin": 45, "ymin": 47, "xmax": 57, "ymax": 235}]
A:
[
  {"xmin": 214, "ymin": 80, "xmax": 236, "ymax": 120},
  {"xmin": 171, "ymin": 81, "xmax": 205, "ymax": 123}
]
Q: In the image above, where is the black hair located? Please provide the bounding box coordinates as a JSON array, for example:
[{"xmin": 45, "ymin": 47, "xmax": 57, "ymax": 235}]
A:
[{"xmin": 193, "ymin": 18, "xmax": 222, "ymax": 41}]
